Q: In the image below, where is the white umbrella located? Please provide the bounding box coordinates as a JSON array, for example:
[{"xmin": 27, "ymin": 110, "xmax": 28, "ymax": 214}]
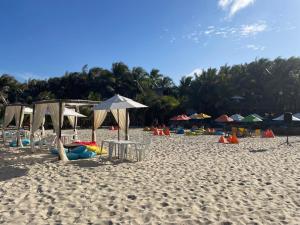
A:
[
  {"xmin": 94, "ymin": 94, "xmax": 147, "ymax": 110},
  {"xmin": 273, "ymin": 114, "xmax": 300, "ymax": 121},
  {"xmin": 293, "ymin": 113, "xmax": 300, "ymax": 119},
  {"xmin": 230, "ymin": 114, "xmax": 244, "ymax": 121},
  {"xmin": 94, "ymin": 94, "xmax": 147, "ymax": 140},
  {"xmin": 45, "ymin": 107, "xmax": 86, "ymax": 117},
  {"xmin": 24, "ymin": 107, "xmax": 33, "ymax": 114}
]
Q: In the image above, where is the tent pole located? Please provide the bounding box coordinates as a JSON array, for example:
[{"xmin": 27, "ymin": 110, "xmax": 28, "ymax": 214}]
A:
[
  {"xmin": 117, "ymin": 109, "xmax": 120, "ymax": 141},
  {"xmin": 92, "ymin": 111, "xmax": 95, "ymax": 142},
  {"xmin": 125, "ymin": 109, "xmax": 128, "ymax": 140},
  {"xmin": 74, "ymin": 106, "xmax": 78, "ymax": 140},
  {"xmin": 58, "ymin": 101, "xmax": 62, "ymax": 160},
  {"xmin": 30, "ymin": 104, "xmax": 35, "ymax": 152},
  {"xmin": 17, "ymin": 106, "xmax": 24, "ymax": 147},
  {"xmin": 2, "ymin": 105, "xmax": 6, "ymax": 145}
]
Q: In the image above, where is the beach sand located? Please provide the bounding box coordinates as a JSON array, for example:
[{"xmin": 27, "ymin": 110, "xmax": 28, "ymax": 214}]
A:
[{"xmin": 0, "ymin": 129, "xmax": 299, "ymax": 224}]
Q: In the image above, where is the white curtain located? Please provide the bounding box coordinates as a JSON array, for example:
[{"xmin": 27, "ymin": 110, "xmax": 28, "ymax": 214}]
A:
[
  {"xmin": 15, "ymin": 106, "xmax": 24, "ymax": 148},
  {"xmin": 93, "ymin": 110, "xmax": 107, "ymax": 141},
  {"xmin": 41, "ymin": 117, "xmax": 45, "ymax": 137},
  {"xmin": 67, "ymin": 116, "xmax": 76, "ymax": 128},
  {"xmin": 30, "ymin": 104, "xmax": 48, "ymax": 152},
  {"xmin": 3, "ymin": 106, "xmax": 15, "ymax": 128},
  {"xmin": 2, "ymin": 106, "xmax": 16, "ymax": 144},
  {"xmin": 47, "ymin": 102, "xmax": 68, "ymax": 161},
  {"xmin": 111, "ymin": 109, "xmax": 129, "ymax": 131}
]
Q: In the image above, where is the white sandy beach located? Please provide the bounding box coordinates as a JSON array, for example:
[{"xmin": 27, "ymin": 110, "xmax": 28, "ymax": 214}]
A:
[{"xmin": 0, "ymin": 129, "xmax": 299, "ymax": 225}]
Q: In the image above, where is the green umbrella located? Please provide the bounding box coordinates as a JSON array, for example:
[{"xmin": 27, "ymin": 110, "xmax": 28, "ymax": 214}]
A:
[{"xmin": 242, "ymin": 114, "xmax": 263, "ymax": 122}]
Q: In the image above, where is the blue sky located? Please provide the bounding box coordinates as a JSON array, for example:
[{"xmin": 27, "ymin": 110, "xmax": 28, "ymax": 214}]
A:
[{"xmin": 0, "ymin": 0, "xmax": 299, "ymax": 83}]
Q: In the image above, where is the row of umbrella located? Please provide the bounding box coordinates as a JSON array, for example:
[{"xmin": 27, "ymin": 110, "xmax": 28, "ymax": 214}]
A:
[
  {"xmin": 170, "ymin": 113, "xmax": 264, "ymax": 123},
  {"xmin": 171, "ymin": 112, "xmax": 300, "ymax": 123}
]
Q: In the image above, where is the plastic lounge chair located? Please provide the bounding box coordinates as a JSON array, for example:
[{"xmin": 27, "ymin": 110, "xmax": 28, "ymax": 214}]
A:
[{"xmin": 133, "ymin": 135, "xmax": 152, "ymax": 161}]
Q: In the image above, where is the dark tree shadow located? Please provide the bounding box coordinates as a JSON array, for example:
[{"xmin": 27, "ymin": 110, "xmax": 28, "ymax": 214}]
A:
[{"xmin": 0, "ymin": 166, "xmax": 29, "ymax": 181}]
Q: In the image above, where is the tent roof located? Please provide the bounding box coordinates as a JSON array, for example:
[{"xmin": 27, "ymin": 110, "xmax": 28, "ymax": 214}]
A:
[
  {"xmin": 242, "ymin": 114, "xmax": 263, "ymax": 122},
  {"xmin": 230, "ymin": 114, "xmax": 244, "ymax": 121},
  {"xmin": 5, "ymin": 103, "xmax": 30, "ymax": 107},
  {"xmin": 170, "ymin": 114, "xmax": 190, "ymax": 121},
  {"xmin": 94, "ymin": 94, "xmax": 147, "ymax": 110},
  {"xmin": 215, "ymin": 114, "xmax": 234, "ymax": 122},
  {"xmin": 33, "ymin": 99, "xmax": 99, "ymax": 106},
  {"xmin": 273, "ymin": 114, "xmax": 300, "ymax": 121}
]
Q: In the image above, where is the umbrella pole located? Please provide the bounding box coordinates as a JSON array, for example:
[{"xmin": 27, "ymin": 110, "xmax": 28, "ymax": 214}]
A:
[{"xmin": 117, "ymin": 109, "xmax": 120, "ymax": 141}]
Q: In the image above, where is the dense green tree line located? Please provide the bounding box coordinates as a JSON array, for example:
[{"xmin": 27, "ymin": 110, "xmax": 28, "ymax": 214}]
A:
[{"xmin": 1, "ymin": 57, "xmax": 300, "ymax": 125}]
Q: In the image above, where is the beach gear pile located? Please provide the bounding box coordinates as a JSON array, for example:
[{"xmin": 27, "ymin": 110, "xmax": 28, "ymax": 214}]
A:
[
  {"xmin": 153, "ymin": 128, "xmax": 170, "ymax": 136},
  {"xmin": 218, "ymin": 135, "xmax": 239, "ymax": 144},
  {"xmin": 9, "ymin": 138, "xmax": 31, "ymax": 147},
  {"xmin": 262, "ymin": 129, "xmax": 275, "ymax": 138},
  {"xmin": 50, "ymin": 141, "xmax": 107, "ymax": 160}
]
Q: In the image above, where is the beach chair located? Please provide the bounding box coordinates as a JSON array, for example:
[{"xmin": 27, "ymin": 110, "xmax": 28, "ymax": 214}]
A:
[
  {"xmin": 255, "ymin": 129, "xmax": 261, "ymax": 137},
  {"xmin": 132, "ymin": 135, "xmax": 152, "ymax": 161}
]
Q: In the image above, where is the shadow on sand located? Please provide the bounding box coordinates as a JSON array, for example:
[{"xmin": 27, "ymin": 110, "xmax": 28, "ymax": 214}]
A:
[
  {"xmin": 0, "ymin": 166, "xmax": 29, "ymax": 181},
  {"xmin": 249, "ymin": 149, "xmax": 268, "ymax": 153}
]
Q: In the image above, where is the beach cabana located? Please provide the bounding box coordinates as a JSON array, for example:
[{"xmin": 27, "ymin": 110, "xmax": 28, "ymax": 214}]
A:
[
  {"xmin": 215, "ymin": 115, "xmax": 234, "ymax": 123},
  {"xmin": 31, "ymin": 99, "xmax": 98, "ymax": 161},
  {"xmin": 2, "ymin": 103, "xmax": 32, "ymax": 147},
  {"xmin": 230, "ymin": 114, "xmax": 244, "ymax": 122},
  {"xmin": 93, "ymin": 94, "xmax": 147, "ymax": 141}
]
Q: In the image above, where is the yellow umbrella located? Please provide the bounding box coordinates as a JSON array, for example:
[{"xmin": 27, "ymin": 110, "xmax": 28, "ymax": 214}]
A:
[{"xmin": 190, "ymin": 113, "xmax": 211, "ymax": 119}]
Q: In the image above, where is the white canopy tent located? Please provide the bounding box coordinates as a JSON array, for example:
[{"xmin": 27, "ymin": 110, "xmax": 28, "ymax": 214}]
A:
[
  {"xmin": 273, "ymin": 114, "xmax": 300, "ymax": 121},
  {"xmin": 93, "ymin": 94, "xmax": 147, "ymax": 141},
  {"xmin": 2, "ymin": 104, "xmax": 32, "ymax": 147},
  {"xmin": 31, "ymin": 99, "xmax": 98, "ymax": 162}
]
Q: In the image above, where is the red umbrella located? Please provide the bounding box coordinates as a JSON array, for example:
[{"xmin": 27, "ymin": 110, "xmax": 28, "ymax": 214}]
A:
[
  {"xmin": 215, "ymin": 114, "xmax": 234, "ymax": 123},
  {"xmin": 170, "ymin": 114, "xmax": 191, "ymax": 121}
]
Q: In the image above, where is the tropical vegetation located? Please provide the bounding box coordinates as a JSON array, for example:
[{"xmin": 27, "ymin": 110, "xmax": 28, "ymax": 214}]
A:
[{"xmin": 1, "ymin": 57, "xmax": 300, "ymax": 126}]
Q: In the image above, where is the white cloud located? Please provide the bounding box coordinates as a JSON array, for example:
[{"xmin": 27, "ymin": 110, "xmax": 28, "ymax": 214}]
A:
[
  {"xmin": 218, "ymin": 0, "xmax": 255, "ymax": 17},
  {"xmin": 240, "ymin": 21, "xmax": 267, "ymax": 36},
  {"xmin": 246, "ymin": 44, "xmax": 265, "ymax": 51},
  {"xmin": 188, "ymin": 68, "xmax": 203, "ymax": 77},
  {"xmin": 170, "ymin": 37, "xmax": 176, "ymax": 44},
  {"xmin": 183, "ymin": 21, "xmax": 270, "ymax": 45},
  {"xmin": 218, "ymin": 0, "xmax": 233, "ymax": 9}
]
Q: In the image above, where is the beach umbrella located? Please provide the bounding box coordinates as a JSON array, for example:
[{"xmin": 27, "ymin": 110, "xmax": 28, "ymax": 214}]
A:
[
  {"xmin": 241, "ymin": 114, "xmax": 262, "ymax": 122},
  {"xmin": 190, "ymin": 113, "xmax": 211, "ymax": 120},
  {"xmin": 215, "ymin": 114, "xmax": 234, "ymax": 123},
  {"xmin": 94, "ymin": 94, "xmax": 147, "ymax": 140},
  {"xmin": 251, "ymin": 113, "xmax": 263, "ymax": 120},
  {"xmin": 293, "ymin": 113, "xmax": 300, "ymax": 119},
  {"xmin": 230, "ymin": 114, "xmax": 244, "ymax": 122},
  {"xmin": 170, "ymin": 114, "xmax": 191, "ymax": 121},
  {"xmin": 273, "ymin": 114, "xmax": 300, "ymax": 121}
]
